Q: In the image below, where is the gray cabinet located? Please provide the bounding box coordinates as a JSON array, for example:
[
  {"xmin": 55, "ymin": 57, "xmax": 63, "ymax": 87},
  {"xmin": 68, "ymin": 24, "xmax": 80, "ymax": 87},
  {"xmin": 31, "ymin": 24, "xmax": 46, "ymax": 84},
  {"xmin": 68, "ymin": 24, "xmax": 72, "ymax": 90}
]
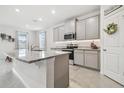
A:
[
  {"xmin": 53, "ymin": 15, "xmax": 99, "ymax": 42},
  {"xmin": 84, "ymin": 51, "xmax": 100, "ymax": 69},
  {"xmin": 53, "ymin": 25, "xmax": 65, "ymax": 42},
  {"xmin": 74, "ymin": 49, "xmax": 100, "ymax": 70},
  {"xmin": 76, "ymin": 19, "xmax": 86, "ymax": 40},
  {"xmin": 65, "ymin": 19, "xmax": 76, "ymax": 33},
  {"xmin": 76, "ymin": 15, "xmax": 99, "ymax": 40},
  {"xmin": 74, "ymin": 50, "xmax": 84, "ymax": 65},
  {"xmin": 58, "ymin": 26, "xmax": 64, "ymax": 41},
  {"xmin": 53, "ymin": 28, "xmax": 59, "ymax": 42},
  {"xmin": 85, "ymin": 16, "xmax": 99, "ymax": 39}
]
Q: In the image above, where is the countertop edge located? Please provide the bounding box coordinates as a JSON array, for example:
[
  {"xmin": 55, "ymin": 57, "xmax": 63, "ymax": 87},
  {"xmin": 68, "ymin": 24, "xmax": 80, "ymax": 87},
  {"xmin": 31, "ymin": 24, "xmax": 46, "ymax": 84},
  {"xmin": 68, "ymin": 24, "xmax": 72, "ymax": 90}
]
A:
[
  {"xmin": 74, "ymin": 48, "xmax": 100, "ymax": 51},
  {"xmin": 11, "ymin": 51, "xmax": 70, "ymax": 64}
]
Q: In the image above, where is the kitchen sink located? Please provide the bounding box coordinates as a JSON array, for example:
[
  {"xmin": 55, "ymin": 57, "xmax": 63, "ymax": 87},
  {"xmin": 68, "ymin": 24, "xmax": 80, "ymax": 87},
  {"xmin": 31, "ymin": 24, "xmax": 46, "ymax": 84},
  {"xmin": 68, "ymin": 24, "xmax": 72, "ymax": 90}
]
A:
[{"xmin": 31, "ymin": 49, "xmax": 43, "ymax": 51}]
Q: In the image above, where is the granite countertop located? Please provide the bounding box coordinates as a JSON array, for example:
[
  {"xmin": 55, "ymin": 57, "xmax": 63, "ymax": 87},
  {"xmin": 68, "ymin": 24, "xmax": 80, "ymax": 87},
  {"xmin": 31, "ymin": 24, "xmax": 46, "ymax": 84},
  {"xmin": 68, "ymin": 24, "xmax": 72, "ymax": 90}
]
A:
[
  {"xmin": 51, "ymin": 48, "xmax": 73, "ymax": 51},
  {"xmin": 51, "ymin": 47, "xmax": 100, "ymax": 51},
  {"xmin": 5, "ymin": 49, "xmax": 70, "ymax": 63},
  {"xmin": 74, "ymin": 47, "xmax": 100, "ymax": 51}
]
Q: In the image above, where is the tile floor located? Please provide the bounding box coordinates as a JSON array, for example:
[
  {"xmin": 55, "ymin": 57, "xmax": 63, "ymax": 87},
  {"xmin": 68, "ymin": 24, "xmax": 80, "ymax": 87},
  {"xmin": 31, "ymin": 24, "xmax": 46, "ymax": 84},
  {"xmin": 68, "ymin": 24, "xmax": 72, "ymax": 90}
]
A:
[
  {"xmin": 0, "ymin": 60, "xmax": 123, "ymax": 88},
  {"xmin": 0, "ymin": 60, "xmax": 25, "ymax": 88},
  {"xmin": 69, "ymin": 65, "xmax": 123, "ymax": 88}
]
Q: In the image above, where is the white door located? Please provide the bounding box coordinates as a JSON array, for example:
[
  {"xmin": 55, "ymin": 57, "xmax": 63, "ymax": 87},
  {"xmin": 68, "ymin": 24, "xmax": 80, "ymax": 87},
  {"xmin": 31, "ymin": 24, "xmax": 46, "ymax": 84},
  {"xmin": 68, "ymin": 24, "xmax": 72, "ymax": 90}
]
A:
[
  {"xmin": 103, "ymin": 10, "xmax": 124, "ymax": 85},
  {"xmin": 118, "ymin": 12, "xmax": 124, "ymax": 85}
]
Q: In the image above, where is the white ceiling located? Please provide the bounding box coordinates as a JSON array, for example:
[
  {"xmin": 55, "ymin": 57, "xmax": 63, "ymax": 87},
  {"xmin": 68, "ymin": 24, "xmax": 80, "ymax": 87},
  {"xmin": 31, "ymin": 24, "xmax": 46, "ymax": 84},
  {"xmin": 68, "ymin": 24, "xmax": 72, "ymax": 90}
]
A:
[{"xmin": 0, "ymin": 5, "xmax": 100, "ymax": 30}]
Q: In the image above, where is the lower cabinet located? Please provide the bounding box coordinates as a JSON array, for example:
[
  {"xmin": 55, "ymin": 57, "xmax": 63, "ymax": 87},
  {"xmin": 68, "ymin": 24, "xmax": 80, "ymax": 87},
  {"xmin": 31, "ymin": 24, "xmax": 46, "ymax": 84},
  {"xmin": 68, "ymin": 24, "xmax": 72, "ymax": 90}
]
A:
[
  {"xmin": 74, "ymin": 50, "xmax": 84, "ymax": 66},
  {"xmin": 84, "ymin": 51, "xmax": 100, "ymax": 69},
  {"xmin": 74, "ymin": 49, "xmax": 100, "ymax": 70}
]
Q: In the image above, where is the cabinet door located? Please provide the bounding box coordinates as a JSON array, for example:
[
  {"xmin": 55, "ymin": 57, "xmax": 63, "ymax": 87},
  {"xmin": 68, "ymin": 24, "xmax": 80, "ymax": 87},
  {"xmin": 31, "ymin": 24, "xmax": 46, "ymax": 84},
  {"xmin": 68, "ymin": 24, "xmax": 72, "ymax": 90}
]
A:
[
  {"xmin": 74, "ymin": 50, "xmax": 84, "ymax": 66},
  {"xmin": 86, "ymin": 16, "xmax": 99, "ymax": 39},
  {"xmin": 84, "ymin": 51, "xmax": 99, "ymax": 69},
  {"xmin": 65, "ymin": 19, "xmax": 75, "ymax": 33},
  {"xmin": 53, "ymin": 28, "xmax": 59, "ymax": 42},
  {"xmin": 58, "ymin": 26, "xmax": 64, "ymax": 41},
  {"xmin": 76, "ymin": 20, "xmax": 85, "ymax": 40}
]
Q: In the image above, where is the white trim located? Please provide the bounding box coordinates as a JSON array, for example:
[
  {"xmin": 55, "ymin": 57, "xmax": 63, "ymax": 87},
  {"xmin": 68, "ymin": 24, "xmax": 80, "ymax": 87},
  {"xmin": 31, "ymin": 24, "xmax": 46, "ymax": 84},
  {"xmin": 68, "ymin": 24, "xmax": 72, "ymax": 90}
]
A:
[
  {"xmin": 12, "ymin": 68, "xmax": 30, "ymax": 88},
  {"xmin": 100, "ymin": 6, "xmax": 104, "ymax": 75},
  {"xmin": 77, "ymin": 11, "xmax": 100, "ymax": 21},
  {"xmin": 104, "ymin": 6, "xmax": 124, "ymax": 19},
  {"xmin": 53, "ymin": 23, "xmax": 65, "ymax": 29}
]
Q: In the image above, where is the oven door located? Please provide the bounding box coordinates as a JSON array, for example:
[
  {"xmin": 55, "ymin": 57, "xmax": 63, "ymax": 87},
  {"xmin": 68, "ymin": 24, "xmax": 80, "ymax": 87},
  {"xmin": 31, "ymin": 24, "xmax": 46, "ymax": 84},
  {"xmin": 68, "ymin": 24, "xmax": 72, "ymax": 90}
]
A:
[
  {"xmin": 62, "ymin": 49, "xmax": 74, "ymax": 65},
  {"xmin": 62, "ymin": 49, "xmax": 74, "ymax": 60}
]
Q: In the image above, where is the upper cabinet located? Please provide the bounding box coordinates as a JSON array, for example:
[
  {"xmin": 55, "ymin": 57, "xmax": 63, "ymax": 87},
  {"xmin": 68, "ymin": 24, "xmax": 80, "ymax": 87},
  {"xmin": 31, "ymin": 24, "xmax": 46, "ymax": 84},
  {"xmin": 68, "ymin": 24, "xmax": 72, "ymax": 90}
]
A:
[
  {"xmin": 53, "ymin": 19, "xmax": 76, "ymax": 42},
  {"xmin": 53, "ymin": 27, "xmax": 59, "ymax": 42},
  {"xmin": 76, "ymin": 15, "xmax": 100, "ymax": 40},
  {"xmin": 53, "ymin": 25, "xmax": 65, "ymax": 42},
  {"xmin": 85, "ymin": 16, "xmax": 99, "ymax": 40},
  {"xmin": 53, "ymin": 11, "xmax": 100, "ymax": 42},
  {"xmin": 65, "ymin": 19, "xmax": 76, "ymax": 34},
  {"xmin": 58, "ymin": 26, "xmax": 65, "ymax": 41},
  {"xmin": 76, "ymin": 19, "xmax": 86, "ymax": 40}
]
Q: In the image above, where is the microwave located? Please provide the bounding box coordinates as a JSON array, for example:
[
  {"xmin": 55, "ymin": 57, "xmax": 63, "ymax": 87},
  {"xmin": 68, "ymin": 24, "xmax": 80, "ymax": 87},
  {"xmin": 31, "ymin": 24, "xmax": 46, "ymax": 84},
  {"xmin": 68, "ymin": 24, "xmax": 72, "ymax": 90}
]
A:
[{"xmin": 64, "ymin": 33, "xmax": 75, "ymax": 40}]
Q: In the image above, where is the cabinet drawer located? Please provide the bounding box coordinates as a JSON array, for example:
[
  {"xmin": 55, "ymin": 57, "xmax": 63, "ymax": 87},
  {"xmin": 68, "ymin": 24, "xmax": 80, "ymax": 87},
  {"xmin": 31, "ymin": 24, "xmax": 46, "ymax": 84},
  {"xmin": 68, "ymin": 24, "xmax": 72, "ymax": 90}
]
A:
[
  {"xmin": 84, "ymin": 50, "xmax": 98, "ymax": 54},
  {"xmin": 74, "ymin": 49, "xmax": 84, "ymax": 53}
]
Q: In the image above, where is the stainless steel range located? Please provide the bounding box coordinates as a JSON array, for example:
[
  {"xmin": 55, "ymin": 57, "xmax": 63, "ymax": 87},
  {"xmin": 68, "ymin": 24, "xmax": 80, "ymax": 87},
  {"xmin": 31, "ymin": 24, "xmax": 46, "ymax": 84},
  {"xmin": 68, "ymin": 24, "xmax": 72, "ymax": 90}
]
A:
[{"xmin": 61, "ymin": 44, "xmax": 78, "ymax": 64}]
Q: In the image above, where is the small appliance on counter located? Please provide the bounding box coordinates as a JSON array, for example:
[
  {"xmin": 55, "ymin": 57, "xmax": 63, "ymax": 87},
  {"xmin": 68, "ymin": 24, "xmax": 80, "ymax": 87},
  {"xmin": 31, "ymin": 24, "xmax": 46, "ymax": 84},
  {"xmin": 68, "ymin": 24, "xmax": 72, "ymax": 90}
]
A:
[{"xmin": 90, "ymin": 41, "xmax": 98, "ymax": 49}]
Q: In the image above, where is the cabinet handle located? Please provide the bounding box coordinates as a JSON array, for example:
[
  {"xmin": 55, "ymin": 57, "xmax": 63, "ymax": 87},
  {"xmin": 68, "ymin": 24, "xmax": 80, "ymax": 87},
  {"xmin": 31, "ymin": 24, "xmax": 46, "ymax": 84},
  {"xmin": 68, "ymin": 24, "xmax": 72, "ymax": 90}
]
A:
[{"xmin": 103, "ymin": 49, "xmax": 107, "ymax": 51}]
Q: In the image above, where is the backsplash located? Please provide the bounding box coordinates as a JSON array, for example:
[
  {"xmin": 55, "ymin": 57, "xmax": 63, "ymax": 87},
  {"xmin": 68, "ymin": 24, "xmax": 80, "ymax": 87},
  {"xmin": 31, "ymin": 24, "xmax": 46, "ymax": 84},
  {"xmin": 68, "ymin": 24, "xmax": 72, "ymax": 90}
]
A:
[{"xmin": 54, "ymin": 39, "xmax": 100, "ymax": 48}]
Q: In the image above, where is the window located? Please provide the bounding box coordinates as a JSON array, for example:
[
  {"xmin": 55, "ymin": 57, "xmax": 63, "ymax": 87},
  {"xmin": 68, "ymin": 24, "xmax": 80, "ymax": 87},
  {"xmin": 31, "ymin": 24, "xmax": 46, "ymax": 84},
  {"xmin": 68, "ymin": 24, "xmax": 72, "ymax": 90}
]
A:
[
  {"xmin": 17, "ymin": 32, "xmax": 29, "ymax": 49},
  {"xmin": 39, "ymin": 32, "xmax": 46, "ymax": 50}
]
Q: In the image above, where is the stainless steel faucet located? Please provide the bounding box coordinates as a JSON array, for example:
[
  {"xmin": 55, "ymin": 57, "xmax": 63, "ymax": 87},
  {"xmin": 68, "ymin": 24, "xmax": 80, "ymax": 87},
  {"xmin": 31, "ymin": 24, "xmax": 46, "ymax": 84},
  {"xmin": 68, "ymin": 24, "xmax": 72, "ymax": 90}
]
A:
[
  {"xmin": 31, "ymin": 44, "xmax": 39, "ymax": 51},
  {"xmin": 31, "ymin": 44, "xmax": 34, "ymax": 51}
]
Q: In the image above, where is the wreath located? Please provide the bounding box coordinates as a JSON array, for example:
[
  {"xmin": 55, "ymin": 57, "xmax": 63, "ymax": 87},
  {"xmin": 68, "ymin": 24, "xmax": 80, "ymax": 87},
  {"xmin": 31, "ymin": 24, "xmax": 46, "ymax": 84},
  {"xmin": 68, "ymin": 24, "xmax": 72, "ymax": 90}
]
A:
[{"xmin": 104, "ymin": 23, "xmax": 118, "ymax": 35}]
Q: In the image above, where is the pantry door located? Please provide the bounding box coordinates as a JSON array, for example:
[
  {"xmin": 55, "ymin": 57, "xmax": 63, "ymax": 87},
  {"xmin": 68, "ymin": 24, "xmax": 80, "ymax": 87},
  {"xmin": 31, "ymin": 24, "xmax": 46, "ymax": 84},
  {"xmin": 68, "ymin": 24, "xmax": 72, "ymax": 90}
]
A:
[{"xmin": 103, "ymin": 10, "xmax": 124, "ymax": 85}]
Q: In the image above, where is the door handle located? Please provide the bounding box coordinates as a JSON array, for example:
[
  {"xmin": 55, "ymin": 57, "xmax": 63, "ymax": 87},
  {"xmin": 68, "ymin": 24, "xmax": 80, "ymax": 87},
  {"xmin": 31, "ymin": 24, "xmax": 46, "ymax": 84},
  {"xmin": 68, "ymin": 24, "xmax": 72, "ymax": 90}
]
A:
[{"xmin": 103, "ymin": 49, "xmax": 107, "ymax": 51}]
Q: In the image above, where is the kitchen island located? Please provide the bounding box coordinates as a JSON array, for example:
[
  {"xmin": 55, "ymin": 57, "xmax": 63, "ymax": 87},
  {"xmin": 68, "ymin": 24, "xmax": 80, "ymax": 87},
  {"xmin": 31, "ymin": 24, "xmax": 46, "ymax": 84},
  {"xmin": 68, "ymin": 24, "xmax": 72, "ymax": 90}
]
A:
[{"xmin": 5, "ymin": 49, "xmax": 70, "ymax": 88}]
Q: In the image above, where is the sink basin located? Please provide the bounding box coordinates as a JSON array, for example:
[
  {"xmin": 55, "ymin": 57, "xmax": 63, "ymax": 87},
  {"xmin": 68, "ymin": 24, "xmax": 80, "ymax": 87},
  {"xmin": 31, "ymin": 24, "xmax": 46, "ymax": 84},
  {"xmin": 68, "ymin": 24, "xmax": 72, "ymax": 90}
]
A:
[{"xmin": 32, "ymin": 49, "xmax": 43, "ymax": 51}]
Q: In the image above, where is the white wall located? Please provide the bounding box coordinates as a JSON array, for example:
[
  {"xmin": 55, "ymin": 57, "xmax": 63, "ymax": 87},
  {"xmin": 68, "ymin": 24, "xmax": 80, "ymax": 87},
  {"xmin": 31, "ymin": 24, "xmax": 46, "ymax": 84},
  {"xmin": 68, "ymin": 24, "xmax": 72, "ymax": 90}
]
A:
[
  {"xmin": 0, "ymin": 25, "xmax": 16, "ymax": 54},
  {"xmin": 46, "ymin": 28, "xmax": 54, "ymax": 51},
  {"xmin": 0, "ymin": 25, "xmax": 37, "ymax": 59}
]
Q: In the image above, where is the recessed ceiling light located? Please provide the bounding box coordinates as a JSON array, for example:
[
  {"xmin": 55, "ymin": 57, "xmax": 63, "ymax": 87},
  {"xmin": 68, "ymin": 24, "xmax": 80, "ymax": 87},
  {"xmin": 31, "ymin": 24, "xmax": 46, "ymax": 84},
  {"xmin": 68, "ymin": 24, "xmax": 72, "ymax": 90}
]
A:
[
  {"xmin": 15, "ymin": 8, "xmax": 20, "ymax": 13},
  {"xmin": 38, "ymin": 18, "xmax": 42, "ymax": 21},
  {"xmin": 51, "ymin": 10, "xmax": 56, "ymax": 14}
]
